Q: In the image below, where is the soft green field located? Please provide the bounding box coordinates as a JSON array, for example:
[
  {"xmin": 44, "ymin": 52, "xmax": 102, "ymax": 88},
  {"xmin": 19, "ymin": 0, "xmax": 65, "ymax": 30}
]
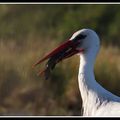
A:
[{"xmin": 0, "ymin": 4, "xmax": 120, "ymax": 115}]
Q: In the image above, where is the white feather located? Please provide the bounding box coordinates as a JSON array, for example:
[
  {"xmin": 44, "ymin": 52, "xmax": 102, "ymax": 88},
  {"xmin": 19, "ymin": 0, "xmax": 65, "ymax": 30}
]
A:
[{"xmin": 70, "ymin": 29, "xmax": 120, "ymax": 116}]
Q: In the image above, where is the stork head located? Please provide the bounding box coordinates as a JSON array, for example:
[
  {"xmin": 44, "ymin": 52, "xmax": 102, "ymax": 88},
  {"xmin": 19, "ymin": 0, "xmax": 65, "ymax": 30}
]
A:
[
  {"xmin": 70, "ymin": 29, "xmax": 100, "ymax": 54},
  {"xmin": 33, "ymin": 28, "xmax": 100, "ymax": 79}
]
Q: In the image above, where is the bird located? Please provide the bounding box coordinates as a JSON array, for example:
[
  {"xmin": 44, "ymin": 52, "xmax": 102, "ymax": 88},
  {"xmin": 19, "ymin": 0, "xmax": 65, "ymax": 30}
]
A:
[{"xmin": 33, "ymin": 28, "xmax": 120, "ymax": 116}]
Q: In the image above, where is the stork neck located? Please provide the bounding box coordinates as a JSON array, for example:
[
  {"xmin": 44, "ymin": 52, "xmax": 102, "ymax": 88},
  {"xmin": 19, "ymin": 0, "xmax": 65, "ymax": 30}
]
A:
[
  {"xmin": 78, "ymin": 51, "xmax": 100, "ymax": 115},
  {"xmin": 78, "ymin": 50, "xmax": 98, "ymax": 92},
  {"xmin": 79, "ymin": 50, "xmax": 96, "ymax": 75}
]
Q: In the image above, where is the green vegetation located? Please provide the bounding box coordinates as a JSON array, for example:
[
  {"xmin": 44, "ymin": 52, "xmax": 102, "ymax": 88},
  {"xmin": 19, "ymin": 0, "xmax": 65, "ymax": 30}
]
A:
[{"xmin": 0, "ymin": 4, "xmax": 120, "ymax": 115}]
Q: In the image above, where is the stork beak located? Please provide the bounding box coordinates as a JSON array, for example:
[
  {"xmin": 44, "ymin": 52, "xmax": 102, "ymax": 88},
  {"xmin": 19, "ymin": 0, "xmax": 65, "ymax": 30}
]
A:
[{"xmin": 33, "ymin": 39, "xmax": 84, "ymax": 78}]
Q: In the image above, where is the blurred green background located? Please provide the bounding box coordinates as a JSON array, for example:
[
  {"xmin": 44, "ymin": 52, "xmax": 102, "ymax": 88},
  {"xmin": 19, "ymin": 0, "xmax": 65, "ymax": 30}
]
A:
[{"xmin": 0, "ymin": 4, "xmax": 120, "ymax": 116}]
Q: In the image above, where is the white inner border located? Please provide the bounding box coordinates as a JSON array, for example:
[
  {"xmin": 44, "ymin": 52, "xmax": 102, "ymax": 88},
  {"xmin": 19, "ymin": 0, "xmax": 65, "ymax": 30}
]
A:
[{"xmin": 0, "ymin": 2, "xmax": 119, "ymax": 4}]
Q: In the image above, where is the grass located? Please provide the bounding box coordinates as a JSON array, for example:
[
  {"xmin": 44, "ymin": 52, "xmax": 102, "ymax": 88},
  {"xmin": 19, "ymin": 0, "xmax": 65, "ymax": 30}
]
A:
[
  {"xmin": 95, "ymin": 45, "xmax": 120, "ymax": 96},
  {"xmin": 0, "ymin": 38, "xmax": 120, "ymax": 115}
]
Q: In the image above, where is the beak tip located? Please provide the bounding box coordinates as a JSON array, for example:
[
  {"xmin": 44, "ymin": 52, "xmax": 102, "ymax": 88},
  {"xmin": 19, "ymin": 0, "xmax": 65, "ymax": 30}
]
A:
[{"xmin": 32, "ymin": 61, "xmax": 40, "ymax": 68}]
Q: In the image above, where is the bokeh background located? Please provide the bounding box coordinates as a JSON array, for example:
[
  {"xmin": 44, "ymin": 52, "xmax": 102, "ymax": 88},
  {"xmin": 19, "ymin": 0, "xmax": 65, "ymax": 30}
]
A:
[{"xmin": 0, "ymin": 4, "xmax": 120, "ymax": 116}]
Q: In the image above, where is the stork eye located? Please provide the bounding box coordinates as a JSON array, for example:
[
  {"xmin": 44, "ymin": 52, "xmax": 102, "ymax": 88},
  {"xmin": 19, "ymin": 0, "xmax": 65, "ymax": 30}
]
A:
[{"xmin": 74, "ymin": 34, "xmax": 87, "ymax": 42}]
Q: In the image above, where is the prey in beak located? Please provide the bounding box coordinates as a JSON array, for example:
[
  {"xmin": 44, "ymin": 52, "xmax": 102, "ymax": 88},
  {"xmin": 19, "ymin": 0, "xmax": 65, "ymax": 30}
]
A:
[{"xmin": 33, "ymin": 33, "xmax": 86, "ymax": 80}]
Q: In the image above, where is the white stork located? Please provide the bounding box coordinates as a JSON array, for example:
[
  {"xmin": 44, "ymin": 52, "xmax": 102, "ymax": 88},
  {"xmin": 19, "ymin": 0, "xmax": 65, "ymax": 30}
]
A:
[{"xmin": 33, "ymin": 28, "xmax": 120, "ymax": 116}]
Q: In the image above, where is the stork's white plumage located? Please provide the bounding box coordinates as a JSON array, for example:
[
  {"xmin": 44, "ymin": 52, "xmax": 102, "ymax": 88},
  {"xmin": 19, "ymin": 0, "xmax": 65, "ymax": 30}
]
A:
[
  {"xmin": 33, "ymin": 28, "xmax": 120, "ymax": 116},
  {"xmin": 76, "ymin": 29, "xmax": 120, "ymax": 116}
]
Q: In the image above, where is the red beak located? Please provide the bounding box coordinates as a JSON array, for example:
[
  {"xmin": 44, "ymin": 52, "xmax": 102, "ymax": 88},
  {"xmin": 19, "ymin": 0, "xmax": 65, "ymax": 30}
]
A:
[{"xmin": 33, "ymin": 39, "xmax": 84, "ymax": 79}]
